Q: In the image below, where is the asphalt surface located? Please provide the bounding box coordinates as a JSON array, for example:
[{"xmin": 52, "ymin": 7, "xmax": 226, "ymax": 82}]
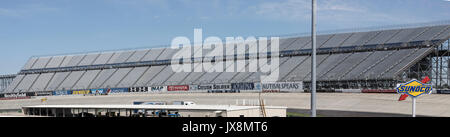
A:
[
  {"xmin": 286, "ymin": 108, "xmax": 427, "ymax": 117},
  {"xmin": 1, "ymin": 93, "xmax": 449, "ymax": 117}
]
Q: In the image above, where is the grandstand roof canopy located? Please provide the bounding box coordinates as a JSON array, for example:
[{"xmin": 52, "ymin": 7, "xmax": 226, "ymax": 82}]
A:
[{"xmin": 2, "ymin": 24, "xmax": 450, "ymax": 93}]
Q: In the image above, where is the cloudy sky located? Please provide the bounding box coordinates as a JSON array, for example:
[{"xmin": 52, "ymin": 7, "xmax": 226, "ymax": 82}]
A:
[{"xmin": 0, "ymin": 0, "xmax": 449, "ymax": 75}]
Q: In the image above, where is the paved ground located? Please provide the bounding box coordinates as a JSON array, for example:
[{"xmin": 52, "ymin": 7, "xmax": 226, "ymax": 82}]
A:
[
  {"xmin": 1, "ymin": 93, "xmax": 449, "ymax": 117},
  {"xmin": 287, "ymin": 108, "xmax": 428, "ymax": 117}
]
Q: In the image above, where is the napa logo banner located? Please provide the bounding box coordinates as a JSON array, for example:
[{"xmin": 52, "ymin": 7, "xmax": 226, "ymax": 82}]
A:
[{"xmin": 396, "ymin": 79, "xmax": 432, "ymax": 98}]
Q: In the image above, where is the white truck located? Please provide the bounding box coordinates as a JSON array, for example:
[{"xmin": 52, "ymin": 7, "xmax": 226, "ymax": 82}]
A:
[{"xmin": 172, "ymin": 101, "xmax": 196, "ymax": 105}]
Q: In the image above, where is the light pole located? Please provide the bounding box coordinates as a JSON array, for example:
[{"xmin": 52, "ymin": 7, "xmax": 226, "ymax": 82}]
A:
[
  {"xmin": 311, "ymin": 0, "xmax": 317, "ymax": 117},
  {"xmin": 412, "ymin": 97, "xmax": 416, "ymax": 117}
]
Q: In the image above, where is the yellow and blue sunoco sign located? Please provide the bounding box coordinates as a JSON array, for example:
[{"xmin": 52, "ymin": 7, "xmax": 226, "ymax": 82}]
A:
[{"xmin": 396, "ymin": 79, "xmax": 432, "ymax": 98}]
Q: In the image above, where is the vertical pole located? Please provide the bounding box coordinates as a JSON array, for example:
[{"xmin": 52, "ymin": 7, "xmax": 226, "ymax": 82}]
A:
[
  {"xmin": 311, "ymin": 0, "xmax": 317, "ymax": 117},
  {"xmin": 412, "ymin": 97, "xmax": 416, "ymax": 117}
]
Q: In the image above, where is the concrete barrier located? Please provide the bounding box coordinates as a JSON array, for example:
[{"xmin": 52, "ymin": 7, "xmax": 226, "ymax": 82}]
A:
[{"xmin": 336, "ymin": 89, "xmax": 362, "ymax": 93}]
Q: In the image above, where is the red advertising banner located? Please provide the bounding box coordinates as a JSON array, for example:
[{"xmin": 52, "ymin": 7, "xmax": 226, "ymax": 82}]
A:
[
  {"xmin": 0, "ymin": 96, "xmax": 31, "ymax": 100},
  {"xmin": 167, "ymin": 85, "xmax": 189, "ymax": 91},
  {"xmin": 362, "ymin": 89, "xmax": 396, "ymax": 93}
]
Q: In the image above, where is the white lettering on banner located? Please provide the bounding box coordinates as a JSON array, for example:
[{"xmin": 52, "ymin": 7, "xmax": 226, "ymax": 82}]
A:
[
  {"xmin": 4, "ymin": 93, "xmax": 27, "ymax": 98},
  {"xmin": 213, "ymin": 84, "xmax": 231, "ymax": 90},
  {"xmin": 151, "ymin": 86, "xmax": 167, "ymax": 92},
  {"xmin": 194, "ymin": 84, "xmax": 232, "ymax": 90},
  {"xmin": 36, "ymin": 92, "xmax": 52, "ymax": 96},
  {"xmin": 198, "ymin": 85, "xmax": 213, "ymax": 90},
  {"xmin": 261, "ymin": 82, "xmax": 303, "ymax": 91}
]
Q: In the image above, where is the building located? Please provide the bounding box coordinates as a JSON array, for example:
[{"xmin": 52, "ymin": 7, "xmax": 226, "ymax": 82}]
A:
[
  {"xmin": 22, "ymin": 105, "xmax": 287, "ymax": 117},
  {"xmin": 1, "ymin": 23, "xmax": 450, "ymax": 96}
]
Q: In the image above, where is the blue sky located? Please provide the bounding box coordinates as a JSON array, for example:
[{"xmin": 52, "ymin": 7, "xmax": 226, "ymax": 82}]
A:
[{"xmin": 0, "ymin": 0, "xmax": 449, "ymax": 75}]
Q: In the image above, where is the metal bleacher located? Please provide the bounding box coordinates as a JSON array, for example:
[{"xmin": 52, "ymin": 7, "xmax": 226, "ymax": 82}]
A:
[
  {"xmin": 0, "ymin": 75, "xmax": 15, "ymax": 92},
  {"xmin": 1, "ymin": 24, "xmax": 449, "ymax": 93}
]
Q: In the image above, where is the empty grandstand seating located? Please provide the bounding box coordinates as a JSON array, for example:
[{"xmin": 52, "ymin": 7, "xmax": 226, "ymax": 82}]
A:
[{"xmin": 1, "ymin": 24, "xmax": 449, "ymax": 93}]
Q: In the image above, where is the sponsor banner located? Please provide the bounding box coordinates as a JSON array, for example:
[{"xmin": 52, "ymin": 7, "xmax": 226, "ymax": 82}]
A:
[
  {"xmin": 197, "ymin": 85, "xmax": 213, "ymax": 90},
  {"xmin": 213, "ymin": 84, "xmax": 232, "ymax": 90},
  {"xmin": 231, "ymin": 83, "xmax": 255, "ymax": 90},
  {"xmin": 205, "ymin": 84, "xmax": 235, "ymax": 93},
  {"xmin": 167, "ymin": 85, "xmax": 189, "ymax": 91},
  {"xmin": 189, "ymin": 85, "xmax": 199, "ymax": 90},
  {"xmin": 72, "ymin": 90, "xmax": 91, "ymax": 95},
  {"xmin": 90, "ymin": 89, "xmax": 107, "ymax": 95},
  {"xmin": 437, "ymin": 90, "xmax": 450, "ymax": 94},
  {"xmin": 26, "ymin": 92, "xmax": 36, "ymax": 97},
  {"xmin": 0, "ymin": 93, "xmax": 31, "ymax": 100},
  {"xmin": 130, "ymin": 87, "xmax": 150, "ymax": 92},
  {"xmin": 53, "ymin": 90, "xmax": 72, "ymax": 96},
  {"xmin": 254, "ymin": 83, "xmax": 262, "ymax": 91},
  {"xmin": 208, "ymin": 89, "xmax": 240, "ymax": 93},
  {"xmin": 362, "ymin": 89, "xmax": 396, "ymax": 93},
  {"xmin": 0, "ymin": 96, "xmax": 31, "ymax": 100},
  {"xmin": 35, "ymin": 91, "xmax": 53, "ymax": 96},
  {"xmin": 150, "ymin": 86, "xmax": 167, "ymax": 92},
  {"xmin": 108, "ymin": 88, "xmax": 129, "ymax": 93},
  {"xmin": 261, "ymin": 82, "xmax": 303, "ymax": 92},
  {"xmin": 4, "ymin": 93, "xmax": 27, "ymax": 98},
  {"xmin": 134, "ymin": 101, "xmax": 167, "ymax": 105},
  {"xmin": 190, "ymin": 84, "xmax": 232, "ymax": 91}
]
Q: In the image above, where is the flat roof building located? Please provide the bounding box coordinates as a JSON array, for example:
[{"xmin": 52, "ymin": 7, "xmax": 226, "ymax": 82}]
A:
[{"xmin": 22, "ymin": 105, "xmax": 287, "ymax": 117}]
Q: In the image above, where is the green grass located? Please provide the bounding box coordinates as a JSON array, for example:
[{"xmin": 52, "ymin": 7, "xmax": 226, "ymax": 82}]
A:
[
  {"xmin": 287, "ymin": 112, "xmax": 324, "ymax": 117},
  {"xmin": 0, "ymin": 109, "xmax": 22, "ymax": 114}
]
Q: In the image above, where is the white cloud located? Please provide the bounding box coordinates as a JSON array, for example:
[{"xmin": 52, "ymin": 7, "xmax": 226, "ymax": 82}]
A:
[
  {"xmin": 320, "ymin": 0, "xmax": 365, "ymax": 12},
  {"xmin": 247, "ymin": 0, "xmax": 397, "ymax": 23}
]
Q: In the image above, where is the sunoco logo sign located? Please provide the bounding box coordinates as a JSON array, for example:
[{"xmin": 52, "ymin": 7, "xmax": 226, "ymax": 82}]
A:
[{"xmin": 396, "ymin": 79, "xmax": 432, "ymax": 97}]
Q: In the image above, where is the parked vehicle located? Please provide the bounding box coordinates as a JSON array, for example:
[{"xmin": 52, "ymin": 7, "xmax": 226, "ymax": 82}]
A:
[{"xmin": 172, "ymin": 101, "xmax": 196, "ymax": 105}]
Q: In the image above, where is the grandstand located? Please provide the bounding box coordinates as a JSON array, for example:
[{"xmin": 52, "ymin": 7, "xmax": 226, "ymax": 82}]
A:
[
  {"xmin": 0, "ymin": 23, "xmax": 449, "ymax": 96},
  {"xmin": 0, "ymin": 75, "xmax": 15, "ymax": 92}
]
